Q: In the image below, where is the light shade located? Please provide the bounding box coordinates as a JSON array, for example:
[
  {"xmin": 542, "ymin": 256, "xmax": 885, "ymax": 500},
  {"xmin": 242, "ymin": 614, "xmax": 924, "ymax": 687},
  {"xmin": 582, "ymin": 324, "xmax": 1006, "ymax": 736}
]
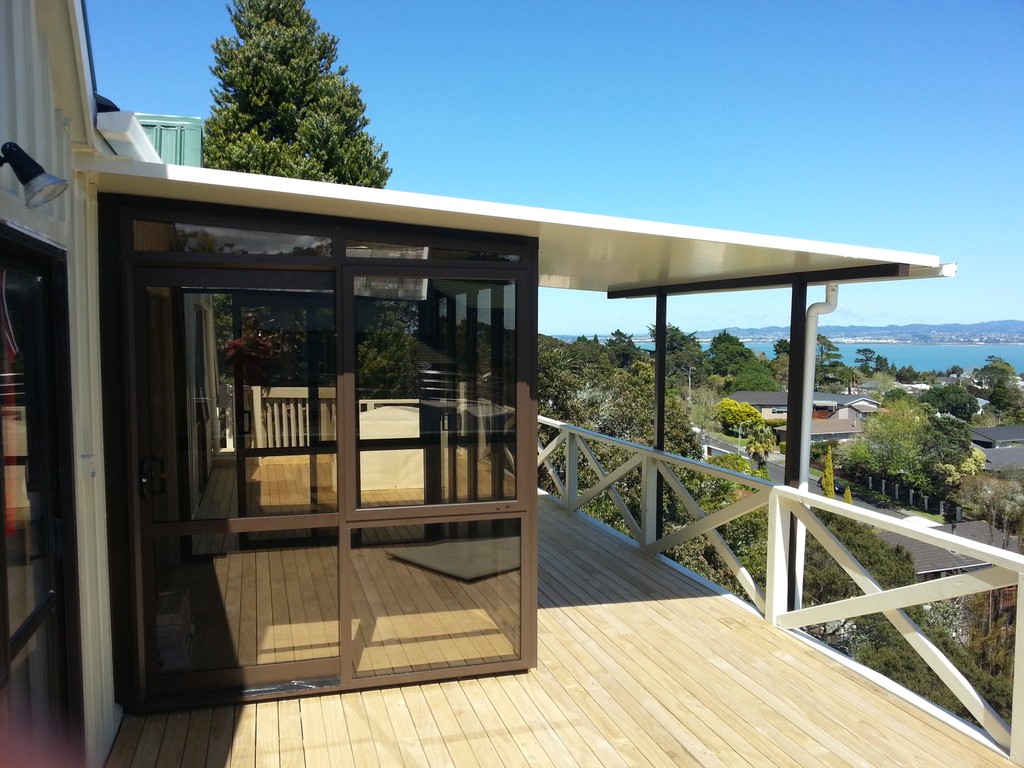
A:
[{"xmin": 1, "ymin": 142, "xmax": 68, "ymax": 208}]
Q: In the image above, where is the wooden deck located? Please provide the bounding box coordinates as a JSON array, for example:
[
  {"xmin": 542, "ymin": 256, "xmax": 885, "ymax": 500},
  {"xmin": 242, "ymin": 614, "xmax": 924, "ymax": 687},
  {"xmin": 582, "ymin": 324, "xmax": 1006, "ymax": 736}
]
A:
[{"xmin": 107, "ymin": 495, "xmax": 1011, "ymax": 767}]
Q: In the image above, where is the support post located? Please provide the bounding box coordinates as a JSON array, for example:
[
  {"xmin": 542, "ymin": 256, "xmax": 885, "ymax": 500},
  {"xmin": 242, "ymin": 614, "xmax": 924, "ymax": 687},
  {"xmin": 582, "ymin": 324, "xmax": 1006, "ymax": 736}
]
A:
[
  {"xmin": 1012, "ymin": 572, "xmax": 1024, "ymax": 763},
  {"xmin": 765, "ymin": 491, "xmax": 790, "ymax": 625},
  {"xmin": 566, "ymin": 431, "xmax": 579, "ymax": 511},
  {"xmin": 653, "ymin": 292, "xmax": 667, "ymax": 540},
  {"xmin": 784, "ymin": 281, "xmax": 808, "ymax": 611},
  {"xmin": 641, "ymin": 456, "xmax": 658, "ymax": 547}
]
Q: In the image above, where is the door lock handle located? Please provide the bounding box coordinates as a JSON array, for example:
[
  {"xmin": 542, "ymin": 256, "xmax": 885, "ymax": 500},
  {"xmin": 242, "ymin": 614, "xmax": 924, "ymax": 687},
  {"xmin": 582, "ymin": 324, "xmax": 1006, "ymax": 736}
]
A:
[{"xmin": 140, "ymin": 456, "xmax": 167, "ymax": 499}]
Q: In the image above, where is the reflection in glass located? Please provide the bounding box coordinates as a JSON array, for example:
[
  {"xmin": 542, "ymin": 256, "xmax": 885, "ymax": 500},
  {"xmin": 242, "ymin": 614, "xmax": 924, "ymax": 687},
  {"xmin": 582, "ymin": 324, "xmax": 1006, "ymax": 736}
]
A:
[
  {"xmin": 355, "ymin": 278, "xmax": 517, "ymax": 508},
  {"xmin": 133, "ymin": 220, "xmax": 331, "ymax": 256},
  {"xmin": 152, "ymin": 535, "xmax": 339, "ymax": 673},
  {"xmin": 244, "ymin": 455, "xmax": 337, "ymax": 517},
  {"xmin": 351, "ymin": 518, "xmax": 521, "ymax": 678},
  {"xmin": 2, "ymin": 272, "xmax": 50, "ymax": 633},
  {"xmin": 146, "ymin": 288, "xmax": 337, "ymax": 523},
  {"xmin": 9, "ymin": 623, "xmax": 56, "ymax": 721},
  {"xmin": 347, "ymin": 241, "xmax": 521, "ymax": 263}
]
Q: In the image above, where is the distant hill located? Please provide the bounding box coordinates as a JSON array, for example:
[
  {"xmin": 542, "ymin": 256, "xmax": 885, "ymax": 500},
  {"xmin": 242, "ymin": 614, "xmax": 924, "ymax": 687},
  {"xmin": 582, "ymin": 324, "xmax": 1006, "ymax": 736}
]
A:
[{"xmin": 690, "ymin": 320, "xmax": 1024, "ymax": 344}]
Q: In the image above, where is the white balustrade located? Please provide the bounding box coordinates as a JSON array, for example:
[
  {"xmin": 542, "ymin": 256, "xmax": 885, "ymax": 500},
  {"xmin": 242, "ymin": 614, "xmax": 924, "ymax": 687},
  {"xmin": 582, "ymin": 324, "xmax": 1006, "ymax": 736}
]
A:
[{"xmin": 538, "ymin": 414, "xmax": 1024, "ymax": 763}]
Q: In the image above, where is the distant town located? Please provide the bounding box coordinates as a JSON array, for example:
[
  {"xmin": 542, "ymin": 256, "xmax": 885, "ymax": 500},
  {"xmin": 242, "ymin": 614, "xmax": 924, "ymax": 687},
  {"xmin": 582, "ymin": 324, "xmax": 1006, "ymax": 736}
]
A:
[
  {"xmin": 556, "ymin": 319, "xmax": 1024, "ymax": 346},
  {"xmin": 692, "ymin": 319, "xmax": 1024, "ymax": 344}
]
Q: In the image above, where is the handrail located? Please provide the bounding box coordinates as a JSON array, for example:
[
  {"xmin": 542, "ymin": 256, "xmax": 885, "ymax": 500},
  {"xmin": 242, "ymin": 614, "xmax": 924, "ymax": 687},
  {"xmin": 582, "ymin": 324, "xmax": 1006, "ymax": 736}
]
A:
[{"xmin": 538, "ymin": 415, "xmax": 1024, "ymax": 763}]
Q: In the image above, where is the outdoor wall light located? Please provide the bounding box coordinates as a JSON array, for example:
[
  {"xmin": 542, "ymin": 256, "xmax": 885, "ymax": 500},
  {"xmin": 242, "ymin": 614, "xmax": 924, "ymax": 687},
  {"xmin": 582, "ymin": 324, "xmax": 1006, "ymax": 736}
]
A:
[{"xmin": 0, "ymin": 142, "xmax": 68, "ymax": 208}]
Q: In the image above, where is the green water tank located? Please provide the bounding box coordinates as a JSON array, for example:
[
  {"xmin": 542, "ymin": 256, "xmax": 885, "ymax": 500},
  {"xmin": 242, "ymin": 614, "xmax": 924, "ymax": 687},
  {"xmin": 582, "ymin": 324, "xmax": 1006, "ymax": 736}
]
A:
[{"xmin": 136, "ymin": 114, "xmax": 203, "ymax": 167}]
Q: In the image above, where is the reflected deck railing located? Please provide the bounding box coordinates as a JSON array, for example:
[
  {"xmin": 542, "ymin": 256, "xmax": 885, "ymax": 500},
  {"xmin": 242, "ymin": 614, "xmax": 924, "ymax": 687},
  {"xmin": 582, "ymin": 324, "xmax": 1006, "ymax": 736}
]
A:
[{"xmin": 538, "ymin": 414, "xmax": 1024, "ymax": 764}]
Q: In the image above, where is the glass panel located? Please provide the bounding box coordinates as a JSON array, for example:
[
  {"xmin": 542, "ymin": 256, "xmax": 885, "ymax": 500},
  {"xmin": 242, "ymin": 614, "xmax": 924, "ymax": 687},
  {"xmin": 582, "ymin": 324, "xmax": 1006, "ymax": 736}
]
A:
[
  {"xmin": 355, "ymin": 278, "xmax": 517, "ymax": 508},
  {"xmin": 244, "ymin": 455, "xmax": 337, "ymax": 516},
  {"xmin": 152, "ymin": 534, "xmax": 339, "ymax": 672},
  {"xmin": 3, "ymin": 272, "xmax": 51, "ymax": 632},
  {"xmin": 347, "ymin": 240, "xmax": 521, "ymax": 263},
  {"xmin": 146, "ymin": 288, "xmax": 337, "ymax": 523},
  {"xmin": 133, "ymin": 220, "xmax": 331, "ymax": 256},
  {"xmin": 351, "ymin": 518, "xmax": 521, "ymax": 678},
  {"xmin": 232, "ymin": 295, "xmax": 336, "ymax": 450},
  {"xmin": 7, "ymin": 618, "xmax": 57, "ymax": 724}
]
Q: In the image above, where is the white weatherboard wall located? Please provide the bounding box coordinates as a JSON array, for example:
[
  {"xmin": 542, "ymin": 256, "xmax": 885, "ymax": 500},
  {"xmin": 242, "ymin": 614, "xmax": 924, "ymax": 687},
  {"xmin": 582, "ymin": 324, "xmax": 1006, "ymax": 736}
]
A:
[{"xmin": 2, "ymin": 1, "xmax": 120, "ymax": 765}]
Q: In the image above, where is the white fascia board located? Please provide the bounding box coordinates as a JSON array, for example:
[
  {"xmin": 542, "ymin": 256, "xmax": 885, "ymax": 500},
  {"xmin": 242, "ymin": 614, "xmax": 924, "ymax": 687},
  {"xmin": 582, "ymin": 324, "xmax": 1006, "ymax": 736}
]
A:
[
  {"xmin": 95, "ymin": 112, "xmax": 163, "ymax": 163},
  {"xmin": 75, "ymin": 157, "xmax": 952, "ymax": 293}
]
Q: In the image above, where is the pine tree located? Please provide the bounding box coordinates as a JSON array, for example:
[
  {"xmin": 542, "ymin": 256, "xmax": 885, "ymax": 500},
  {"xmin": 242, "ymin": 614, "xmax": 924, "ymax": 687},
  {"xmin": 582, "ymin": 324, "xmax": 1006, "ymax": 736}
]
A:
[
  {"xmin": 204, "ymin": 0, "xmax": 391, "ymax": 187},
  {"xmin": 822, "ymin": 445, "xmax": 836, "ymax": 499}
]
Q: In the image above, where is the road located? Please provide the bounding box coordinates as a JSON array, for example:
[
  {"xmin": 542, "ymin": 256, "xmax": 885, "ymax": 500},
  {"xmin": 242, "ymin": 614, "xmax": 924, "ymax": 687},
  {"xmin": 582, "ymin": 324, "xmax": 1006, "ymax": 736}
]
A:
[{"xmin": 703, "ymin": 440, "xmax": 911, "ymax": 521}]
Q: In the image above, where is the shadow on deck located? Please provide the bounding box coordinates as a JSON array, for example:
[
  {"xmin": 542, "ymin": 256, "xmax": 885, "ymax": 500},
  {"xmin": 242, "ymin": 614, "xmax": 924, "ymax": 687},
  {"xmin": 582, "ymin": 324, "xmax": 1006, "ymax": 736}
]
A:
[{"xmin": 106, "ymin": 494, "xmax": 1010, "ymax": 767}]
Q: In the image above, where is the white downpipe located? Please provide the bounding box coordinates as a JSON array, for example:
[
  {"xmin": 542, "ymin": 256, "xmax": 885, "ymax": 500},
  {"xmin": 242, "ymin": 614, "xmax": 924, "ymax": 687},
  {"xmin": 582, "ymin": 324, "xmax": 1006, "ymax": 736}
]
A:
[
  {"xmin": 792, "ymin": 283, "xmax": 838, "ymax": 609},
  {"xmin": 798, "ymin": 283, "xmax": 839, "ymax": 490}
]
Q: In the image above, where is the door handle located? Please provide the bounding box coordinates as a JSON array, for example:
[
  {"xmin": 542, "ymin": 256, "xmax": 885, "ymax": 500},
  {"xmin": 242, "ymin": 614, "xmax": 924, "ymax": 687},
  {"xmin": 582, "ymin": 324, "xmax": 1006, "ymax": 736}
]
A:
[{"xmin": 140, "ymin": 456, "xmax": 167, "ymax": 499}]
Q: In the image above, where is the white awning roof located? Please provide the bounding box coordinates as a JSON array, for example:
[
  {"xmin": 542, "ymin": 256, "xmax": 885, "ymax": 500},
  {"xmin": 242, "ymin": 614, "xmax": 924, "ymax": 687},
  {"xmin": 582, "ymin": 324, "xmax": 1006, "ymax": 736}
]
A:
[{"xmin": 77, "ymin": 157, "xmax": 954, "ymax": 295}]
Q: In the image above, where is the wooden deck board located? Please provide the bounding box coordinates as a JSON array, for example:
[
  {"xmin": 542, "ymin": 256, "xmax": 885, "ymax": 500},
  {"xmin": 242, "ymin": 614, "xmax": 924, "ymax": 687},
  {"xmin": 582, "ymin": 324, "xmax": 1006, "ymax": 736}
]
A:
[{"xmin": 107, "ymin": 495, "xmax": 1012, "ymax": 767}]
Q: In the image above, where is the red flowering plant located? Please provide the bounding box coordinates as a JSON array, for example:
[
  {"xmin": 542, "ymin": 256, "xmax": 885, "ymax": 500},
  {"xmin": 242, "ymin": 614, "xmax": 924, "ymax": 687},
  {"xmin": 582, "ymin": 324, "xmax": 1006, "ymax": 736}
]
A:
[{"xmin": 224, "ymin": 315, "xmax": 281, "ymax": 382}]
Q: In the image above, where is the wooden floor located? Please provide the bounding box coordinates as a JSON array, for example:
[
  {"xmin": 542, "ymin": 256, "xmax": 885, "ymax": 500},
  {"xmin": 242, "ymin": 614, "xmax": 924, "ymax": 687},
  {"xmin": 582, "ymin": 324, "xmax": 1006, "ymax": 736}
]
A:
[{"xmin": 107, "ymin": 495, "xmax": 1011, "ymax": 767}]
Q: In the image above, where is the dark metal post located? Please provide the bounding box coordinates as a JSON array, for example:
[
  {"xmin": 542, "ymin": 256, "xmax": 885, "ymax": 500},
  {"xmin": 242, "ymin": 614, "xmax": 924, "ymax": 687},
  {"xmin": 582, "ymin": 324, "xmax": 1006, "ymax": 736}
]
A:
[
  {"xmin": 654, "ymin": 292, "xmax": 667, "ymax": 540},
  {"xmin": 784, "ymin": 280, "xmax": 808, "ymax": 611}
]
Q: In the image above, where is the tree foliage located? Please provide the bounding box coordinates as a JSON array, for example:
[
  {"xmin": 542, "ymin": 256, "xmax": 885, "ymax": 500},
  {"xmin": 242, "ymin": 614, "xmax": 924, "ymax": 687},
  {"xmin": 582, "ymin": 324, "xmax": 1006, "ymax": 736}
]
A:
[
  {"xmin": 705, "ymin": 330, "xmax": 756, "ymax": 378},
  {"xmin": 205, "ymin": 0, "xmax": 391, "ymax": 186},
  {"xmin": 744, "ymin": 421, "xmax": 777, "ymax": 468},
  {"xmin": 920, "ymin": 384, "xmax": 979, "ymax": 421},
  {"xmin": 714, "ymin": 398, "xmax": 763, "ymax": 433},
  {"xmin": 606, "ymin": 329, "xmax": 642, "ymax": 369},
  {"xmin": 822, "ymin": 445, "xmax": 836, "ymax": 500},
  {"xmin": 839, "ymin": 398, "xmax": 983, "ymax": 495}
]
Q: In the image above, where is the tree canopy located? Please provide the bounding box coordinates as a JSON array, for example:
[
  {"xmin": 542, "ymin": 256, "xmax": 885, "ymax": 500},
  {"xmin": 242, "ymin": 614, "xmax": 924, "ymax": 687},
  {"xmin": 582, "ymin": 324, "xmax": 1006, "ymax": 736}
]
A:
[
  {"xmin": 204, "ymin": 0, "xmax": 391, "ymax": 186},
  {"xmin": 920, "ymin": 384, "xmax": 979, "ymax": 421}
]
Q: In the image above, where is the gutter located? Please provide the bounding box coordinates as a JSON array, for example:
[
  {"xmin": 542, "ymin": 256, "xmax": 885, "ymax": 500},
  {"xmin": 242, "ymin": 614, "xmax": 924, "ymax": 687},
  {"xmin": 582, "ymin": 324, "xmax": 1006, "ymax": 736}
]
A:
[{"xmin": 95, "ymin": 111, "xmax": 162, "ymax": 162}]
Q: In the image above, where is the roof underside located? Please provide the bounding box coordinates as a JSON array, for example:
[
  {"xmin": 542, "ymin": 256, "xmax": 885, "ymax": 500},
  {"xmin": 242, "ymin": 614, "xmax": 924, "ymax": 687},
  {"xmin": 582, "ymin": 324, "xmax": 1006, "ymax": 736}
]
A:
[{"xmin": 79, "ymin": 158, "xmax": 952, "ymax": 296}]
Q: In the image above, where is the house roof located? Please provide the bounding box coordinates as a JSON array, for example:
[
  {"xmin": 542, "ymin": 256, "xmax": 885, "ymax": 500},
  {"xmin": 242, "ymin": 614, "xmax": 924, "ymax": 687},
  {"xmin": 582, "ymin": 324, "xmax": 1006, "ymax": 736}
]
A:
[
  {"xmin": 971, "ymin": 426, "xmax": 1024, "ymax": 445},
  {"xmin": 77, "ymin": 157, "xmax": 953, "ymax": 297},
  {"xmin": 730, "ymin": 391, "xmax": 880, "ymax": 409},
  {"xmin": 878, "ymin": 520, "xmax": 1020, "ymax": 576},
  {"xmin": 775, "ymin": 418, "xmax": 864, "ymax": 438},
  {"xmin": 982, "ymin": 446, "xmax": 1024, "ymax": 469}
]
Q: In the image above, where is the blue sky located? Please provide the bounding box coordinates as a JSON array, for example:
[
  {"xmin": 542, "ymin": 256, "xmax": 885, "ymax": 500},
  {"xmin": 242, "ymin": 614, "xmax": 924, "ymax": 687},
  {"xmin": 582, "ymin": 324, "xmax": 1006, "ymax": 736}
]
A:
[{"xmin": 87, "ymin": 1, "xmax": 1022, "ymax": 337}]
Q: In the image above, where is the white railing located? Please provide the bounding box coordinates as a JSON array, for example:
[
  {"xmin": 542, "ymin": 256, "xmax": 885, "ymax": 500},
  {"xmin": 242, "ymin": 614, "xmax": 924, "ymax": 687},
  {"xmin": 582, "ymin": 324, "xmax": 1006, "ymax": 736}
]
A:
[
  {"xmin": 538, "ymin": 415, "xmax": 1024, "ymax": 763},
  {"xmin": 246, "ymin": 386, "xmax": 338, "ymax": 448}
]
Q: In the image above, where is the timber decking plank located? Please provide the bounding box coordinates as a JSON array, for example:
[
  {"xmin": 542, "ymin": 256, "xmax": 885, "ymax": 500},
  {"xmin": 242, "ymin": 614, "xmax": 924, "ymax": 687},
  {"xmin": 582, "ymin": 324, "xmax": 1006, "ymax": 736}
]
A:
[
  {"xmin": 277, "ymin": 699, "xmax": 305, "ymax": 768},
  {"xmin": 176, "ymin": 708, "xmax": 212, "ymax": 768},
  {"xmin": 398, "ymin": 684, "xmax": 460, "ymax": 768},
  {"xmin": 378, "ymin": 685, "xmax": 435, "ymax": 766},
  {"xmin": 254, "ymin": 700, "xmax": 279, "ymax": 768},
  {"xmin": 293, "ymin": 696, "xmax": 331, "ymax": 768},
  {"xmin": 105, "ymin": 495, "xmax": 1012, "ymax": 768},
  {"xmin": 416, "ymin": 683, "xmax": 484, "ymax": 768},
  {"xmin": 128, "ymin": 713, "xmax": 168, "ymax": 768},
  {"xmin": 205, "ymin": 706, "xmax": 235, "ymax": 768},
  {"xmin": 359, "ymin": 689, "xmax": 406, "ymax": 767},
  {"xmin": 227, "ymin": 704, "xmax": 256, "ymax": 768},
  {"xmin": 104, "ymin": 715, "xmax": 144, "ymax": 768}
]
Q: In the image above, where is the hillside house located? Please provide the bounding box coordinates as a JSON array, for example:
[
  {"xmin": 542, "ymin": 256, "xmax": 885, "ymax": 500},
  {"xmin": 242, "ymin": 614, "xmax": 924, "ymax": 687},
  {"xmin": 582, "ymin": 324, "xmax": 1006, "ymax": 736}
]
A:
[
  {"xmin": 729, "ymin": 390, "xmax": 881, "ymax": 421},
  {"xmin": 6, "ymin": 2, "xmax": 1023, "ymax": 766},
  {"xmin": 971, "ymin": 427, "xmax": 1024, "ymax": 471}
]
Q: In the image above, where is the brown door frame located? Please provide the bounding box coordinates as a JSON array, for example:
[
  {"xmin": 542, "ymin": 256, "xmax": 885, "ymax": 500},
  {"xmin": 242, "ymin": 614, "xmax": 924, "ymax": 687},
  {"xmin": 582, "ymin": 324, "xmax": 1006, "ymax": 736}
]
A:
[{"xmin": 0, "ymin": 224, "xmax": 82, "ymax": 752}]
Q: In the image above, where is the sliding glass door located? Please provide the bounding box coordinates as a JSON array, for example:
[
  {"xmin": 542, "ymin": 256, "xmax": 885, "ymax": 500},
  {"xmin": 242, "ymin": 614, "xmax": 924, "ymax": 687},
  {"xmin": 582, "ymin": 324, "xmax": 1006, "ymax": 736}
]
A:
[
  {"xmin": 105, "ymin": 203, "xmax": 536, "ymax": 708},
  {"xmin": 132, "ymin": 270, "xmax": 340, "ymax": 700}
]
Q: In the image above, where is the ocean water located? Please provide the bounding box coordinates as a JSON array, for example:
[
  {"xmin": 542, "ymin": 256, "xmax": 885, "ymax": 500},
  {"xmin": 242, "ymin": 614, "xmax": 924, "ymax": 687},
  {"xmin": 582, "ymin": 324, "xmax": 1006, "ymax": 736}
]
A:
[
  {"xmin": 742, "ymin": 343, "xmax": 1024, "ymax": 373},
  {"xmin": 628, "ymin": 341, "xmax": 1024, "ymax": 373}
]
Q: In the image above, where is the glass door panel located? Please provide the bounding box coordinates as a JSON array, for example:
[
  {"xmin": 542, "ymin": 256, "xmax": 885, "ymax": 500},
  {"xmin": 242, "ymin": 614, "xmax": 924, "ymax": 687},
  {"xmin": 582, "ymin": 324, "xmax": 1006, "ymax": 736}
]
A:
[
  {"xmin": 354, "ymin": 277, "xmax": 517, "ymax": 509},
  {"xmin": 0, "ymin": 266, "xmax": 68, "ymax": 739},
  {"xmin": 134, "ymin": 273, "xmax": 341, "ymax": 695},
  {"xmin": 350, "ymin": 517, "xmax": 521, "ymax": 678}
]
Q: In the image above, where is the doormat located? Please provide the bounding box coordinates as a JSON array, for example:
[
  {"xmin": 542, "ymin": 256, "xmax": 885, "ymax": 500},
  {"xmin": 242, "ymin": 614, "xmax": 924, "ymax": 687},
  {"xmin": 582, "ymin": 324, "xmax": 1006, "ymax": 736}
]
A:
[{"xmin": 387, "ymin": 537, "xmax": 520, "ymax": 582}]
